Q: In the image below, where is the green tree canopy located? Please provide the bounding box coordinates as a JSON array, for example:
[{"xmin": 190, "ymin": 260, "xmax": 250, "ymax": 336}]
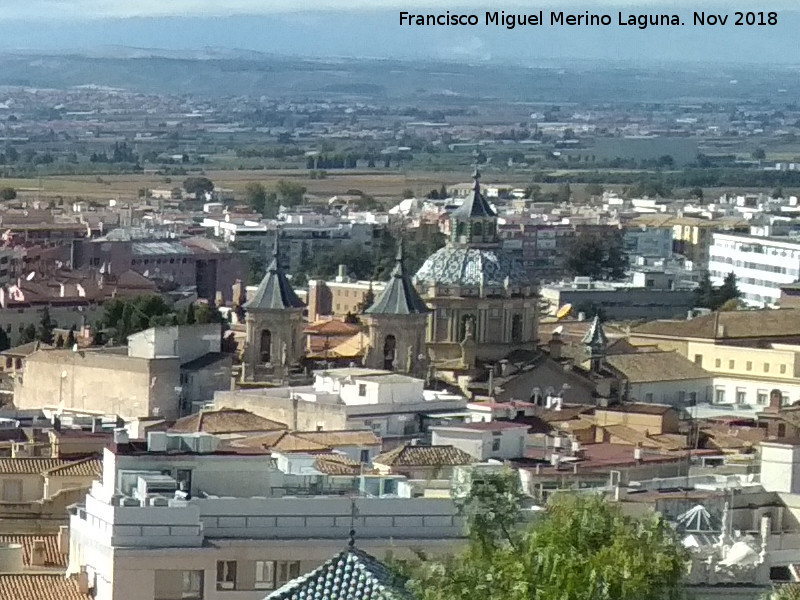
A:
[
  {"xmin": 0, "ymin": 187, "xmax": 17, "ymax": 200},
  {"xmin": 275, "ymin": 180, "xmax": 306, "ymax": 207},
  {"xmin": 97, "ymin": 295, "xmax": 176, "ymax": 343},
  {"xmin": 37, "ymin": 307, "xmax": 55, "ymax": 345},
  {"xmin": 401, "ymin": 473, "xmax": 688, "ymax": 600},
  {"xmin": 182, "ymin": 176, "xmax": 214, "ymax": 197},
  {"xmin": 694, "ymin": 271, "xmax": 740, "ymax": 310},
  {"xmin": 565, "ymin": 231, "xmax": 629, "ymax": 281}
]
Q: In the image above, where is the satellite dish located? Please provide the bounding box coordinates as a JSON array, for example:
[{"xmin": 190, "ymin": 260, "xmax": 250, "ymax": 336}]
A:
[
  {"xmin": 552, "ymin": 325, "xmax": 564, "ymax": 335},
  {"xmin": 25, "ymin": 271, "xmax": 35, "ymax": 281},
  {"xmin": 556, "ymin": 304, "xmax": 572, "ymax": 320}
]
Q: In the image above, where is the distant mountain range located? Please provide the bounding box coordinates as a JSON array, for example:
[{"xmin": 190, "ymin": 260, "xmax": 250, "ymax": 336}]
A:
[{"xmin": 0, "ymin": 9, "xmax": 797, "ymax": 66}]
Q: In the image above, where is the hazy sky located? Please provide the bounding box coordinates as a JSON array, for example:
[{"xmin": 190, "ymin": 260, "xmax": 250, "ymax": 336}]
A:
[{"xmin": 4, "ymin": 0, "xmax": 799, "ymax": 19}]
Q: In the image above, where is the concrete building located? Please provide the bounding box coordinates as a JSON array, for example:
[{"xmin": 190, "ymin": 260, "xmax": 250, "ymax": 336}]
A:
[
  {"xmin": 709, "ymin": 231, "xmax": 800, "ymax": 307},
  {"xmin": 15, "ymin": 324, "xmax": 230, "ymax": 420},
  {"xmin": 71, "ymin": 233, "xmax": 246, "ymax": 304},
  {"xmin": 307, "ymin": 275, "xmax": 385, "ymax": 323},
  {"xmin": 66, "ymin": 431, "xmax": 464, "ymax": 600},
  {"xmin": 622, "ymin": 224, "xmax": 673, "ymax": 259},
  {"xmin": 539, "ymin": 277, "xmax": 694, "ymax": 321},
  {"xmin": 430, "ymin": 421, "xmax": 528, "ymax": 461},
  {"xmin": 215, "ymin": 368, "xmax": 466, "ymax": 437}
]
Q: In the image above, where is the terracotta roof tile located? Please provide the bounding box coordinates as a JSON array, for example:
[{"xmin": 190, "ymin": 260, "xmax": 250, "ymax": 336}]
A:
[
  {"xmin": 0, "ymin": 535, "xmax": 66, "ymax": 568},
  {"xmin": 632, "ymin": 308, "xmax": 800, "ymax": 340},
  {"xmin": 605, "ymin": 351, "xmax": 710, "ymax": 383},
  {"xmin": 42, "ymin": 458, "xmax": 102, "ymax": 478},
  {"xmin": 314, "ymin": 454, "xmax": 364, "ymax": 476},
  {"xmin": 170, "ymin": 408, "xmax": 287, "ymax": 434},
  {"xmin": 372, "ymin": 444, "xmax": 474, "ymax": 468},
  {"xmin": 0, "ymin": 574, "xmax": 91, "ymax": 600},
  {"xmin": 294, "ymin": 430, "xmax": 381, "ymax": 447},
  {"xmin": 0, "ymin": 458, "xmax": 94, "ymax": 475}
]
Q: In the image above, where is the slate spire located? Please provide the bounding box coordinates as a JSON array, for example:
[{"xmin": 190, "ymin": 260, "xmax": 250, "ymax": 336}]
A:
[
  {"xmin": 243, "ymin": 232, "xmax": 305, "ymax": 310},
  {"xmin": 364, "ymin": 238, "xmax": 428, "ymax": 315}
]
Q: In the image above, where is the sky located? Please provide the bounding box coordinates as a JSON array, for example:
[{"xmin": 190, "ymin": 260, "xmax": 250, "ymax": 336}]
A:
[
  {"xmin": 0, "ymin": 1, "xmax": 794, "ymax": 65},
  {"xmin": 2, "ymin": 0, "xmax": 798, "ymax": 20}
]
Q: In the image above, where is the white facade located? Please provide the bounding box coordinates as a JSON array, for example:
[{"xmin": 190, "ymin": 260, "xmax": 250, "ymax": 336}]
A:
[
  {"xmin": 709, "ymin": 232, "xmax": 800, "ymax": 306},
  {"xmin": 430, "ymin": 423, "xmax": 528, "ymax": 461},
  {"xmin": 69, "ymin": 434, "xmax": 466, "ymax": 600},
  {"xmin": 760, "ymin": 441, "xmax": 800, "ymax": 494}
]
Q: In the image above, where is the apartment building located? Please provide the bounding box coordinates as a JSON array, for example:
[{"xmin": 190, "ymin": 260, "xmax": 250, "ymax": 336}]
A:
[
  {"xmin": 709, "ymin": 232, "xmax": 800, "ymax": 307},
  {"xmin": 306, "ymin": 271, "xmax": 386, "ymax": 322},
  {"xmin": 630, "ymin": 309, "xmax": 800, "ymax": 407},
  {"xmin": 67, "ymin": 431, "xmax": 465, "ymax": 600}
]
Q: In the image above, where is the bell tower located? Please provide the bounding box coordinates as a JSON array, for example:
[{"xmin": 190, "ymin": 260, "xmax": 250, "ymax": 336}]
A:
[
  {"xmin": 362, "ymin": 240, "xmax": 429, "ymax": 375},
  {"xmin": 243, "ymin": 235, "xmax": 305, "ymax": 380}
]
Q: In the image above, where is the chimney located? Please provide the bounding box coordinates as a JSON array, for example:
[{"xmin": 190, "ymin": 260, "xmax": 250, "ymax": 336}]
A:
[
  {"xmin": 112, "ymin": 428, "xmax": 129, "ymax": 445},
  {"xmin": 768, "ymin": 389, "xmax": 784, "ymax": 413},
  {"xmin": 77, "ymin": 570, "xmax": 91, "ymax": 594},
  {"xmin": 549, "ymin": 332, "xmax": 564, "ymax": 360},
  {"xmin": 30, "ymin": 539, "xmax": 47, "ymax": 566},
  {"xmin": 634, "ymin": 444, "xmax": 643, "ymax": 464},
  {"xmin": 336, "ymin": 264, "xmax": 347, "ymax": 282},
  {"xmin": 58, "ymin": 525, "xmax": 69, "ymax": 556}
]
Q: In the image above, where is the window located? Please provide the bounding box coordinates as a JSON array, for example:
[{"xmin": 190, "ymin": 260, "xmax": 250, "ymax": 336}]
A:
[
  {"xmin": 765, "ymin": 363, "xmax": 770, "ymax": 373},
  {"xmin": 255, "ymin": 561, "xmax": 275, "ymax": 590},
  {"xmin": 358, "ymin": 384, "xmax": 367, "ymax": 397},
  {"xmin": 216, "ymin": 561, "xmax": 237, "ymax": 590},
  {"xmin": 746, "ymin": 361, "xmax": 752, "ymax": 371},
  {"xmin": 276, "ymin": 561, "xmax": 301, "ymax": 587},
  {"xmin": 781, "ymin": 364, "xmax": 787, "ymax": 374},
  {"xmin": 644, "ymin": 393, "xmax": 654, "ymax": 403},
  {"xmin": 736, "ymin": 389, "xmax": 746, "ymax": 404},
  {"xmin": 492, "ymin": 435, "xmax": 501, "ymax": 452},
  {"xmin": 182, "ymin": 571, "xmax": 204, "ymax": 599},
  {"xmin": 757, "ymin": 390, "xmax": 768, "ymax": 405},
  {"xmin": 778, "ymin": 423, "xmax": 787, "ymax": 438},
  {"xmin": 714, "ymin": 358, "xmax": 721, "ymax": 368},
  {"xmin": 729, "ymin": 359, "xmax": 735, "ymax": 369},
  {"xmin": 360, "ymin": 449, "xmax": 370, "ymax": 463},
  {"xmin": 694, "ymin": 354, "xmax": 703, "ymax": 366},
  {"xmin": 715, "ymin": 388, "xmax": 726, "ymax": 403}
]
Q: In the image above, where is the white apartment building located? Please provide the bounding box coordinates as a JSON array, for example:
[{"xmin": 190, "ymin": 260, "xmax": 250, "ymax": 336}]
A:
[
  {"xmin": 709, "ymin": 232, "xmax": 800, "ymax": 306},
  {"xmin": 67, "ymin": 430, "xmax": 465, "ymax": 600}
]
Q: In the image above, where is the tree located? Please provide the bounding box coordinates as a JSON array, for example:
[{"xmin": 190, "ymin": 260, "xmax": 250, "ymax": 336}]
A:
[
  {"xmin": 752, "ymin": 148, "xmax": 766, "ymax": 161},
  {"xmin": 97, "ymin": 295, "xmax": 176, "ymax": 343},
  {"xmin": 182, "ymin": 176, "xmax": 214, "ymax": 197},
  {"xmin": 185, "ymin": 303, "xmax": 196, "ymax": 325},
  {"xmin": 694, "ymin": 272, "xmax": 716, "ymax": 309},
  {"xmin": 584, "ymin": 183, "xmax": 604, "ymax": 197},
  {"xmin": 19, "ymin": 323, "xmax": 37, "ymax": 345},
  {"xmin": 402, "ymin": 188, "xmax": 415, "ymax": 199},
  {"xmin": 66, "ymin": 327, "xmax": 76, "ymax": 349},
  {"xmin": 38, "ymin": 307, "xmax": 55, "ymax": 345},
  {"xmin": 244, "ymin": 182, "xmax": 267, "ymax": 214},
  {"xmin": 54, "ymin": 333, "xmax": 65, "ymax": 348},
  {"xmin": 0, "ymin": 187, "xmax": 16, "ymax": 200},
  {"xmin": 0, "ymin": 328, "xmax": 9, "ymax": 352},
  {"xmin": 275, "ymin": 180, "xmax": 306, "ymax": 207},
  {"xmin": 718, "ymin": 271, "xmax": 741, "ymax": 305},
  {"xmin": 565, "ymin": 231, "xmax": 629, "ymax": 281},
  {"xmin": 688, "ymin": 186, "xmax": 704, "ymax": 199},
  {"xmin": 401, "ymin": 474, "xmax": 688, "ymax": 600}
]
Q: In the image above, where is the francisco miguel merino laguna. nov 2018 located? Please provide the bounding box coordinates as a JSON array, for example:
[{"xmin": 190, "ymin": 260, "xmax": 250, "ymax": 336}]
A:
[{"xmin": 399, "ymin": 10, "xmax": 685, "ymax": 29}]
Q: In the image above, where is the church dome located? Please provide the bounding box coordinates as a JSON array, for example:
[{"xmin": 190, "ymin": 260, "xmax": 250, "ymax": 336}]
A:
[{"xmin": 414, "ymin": 246, "xmax": 528, "ymax": 288}]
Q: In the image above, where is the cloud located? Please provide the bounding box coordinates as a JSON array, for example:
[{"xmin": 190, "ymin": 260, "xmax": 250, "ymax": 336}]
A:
[{"xmin": 3, "ymin": 0, "xmax": 800, "ymax": 20}]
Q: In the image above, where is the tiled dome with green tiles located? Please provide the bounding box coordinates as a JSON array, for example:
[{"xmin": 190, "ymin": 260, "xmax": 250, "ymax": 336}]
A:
[{"xmin": 265, "ymin": 544, "xmax": 411, "ymax": 600}]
